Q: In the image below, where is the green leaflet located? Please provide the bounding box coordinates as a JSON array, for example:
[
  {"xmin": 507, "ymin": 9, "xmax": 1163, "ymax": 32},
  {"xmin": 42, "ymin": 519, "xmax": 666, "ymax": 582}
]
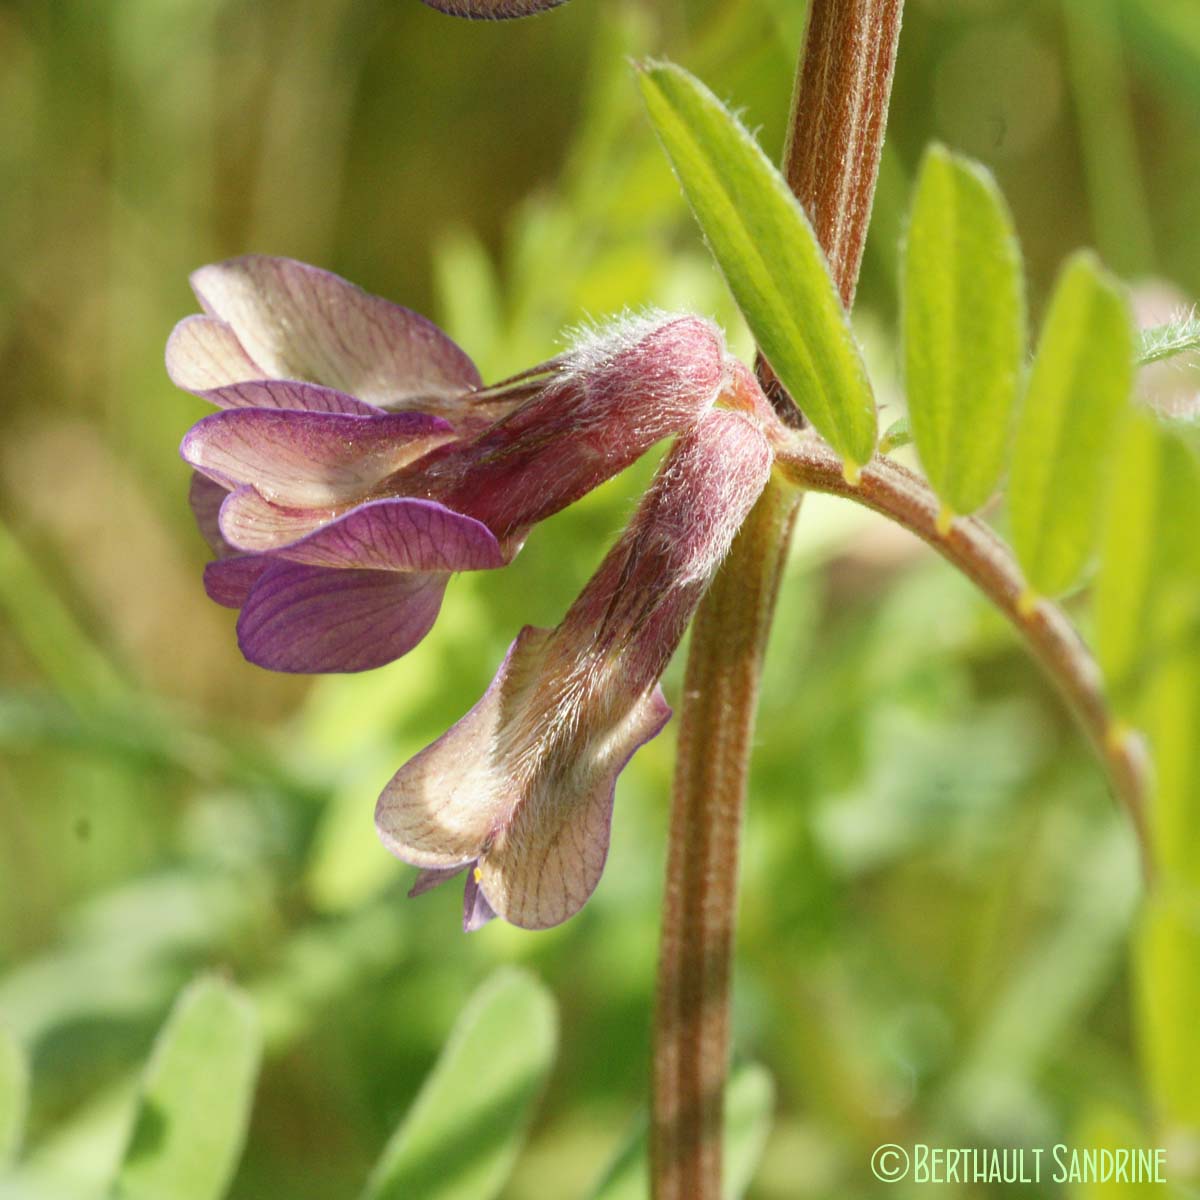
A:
[
  {"xmin": 637, "ymin": 60, "xmax": 876, "ymax": 471},
  {"xmin": 111, "ymin": 977, "xmax": 261, "ymax": 1200},
  {"xmin": 0, "ymin": 1026, "xmax": 28, "ymax": 1169},
  {"xmin": 1136, "ymin": 895, "xmax": 1200, "ymax": 1131},
  {"xmin": 1096, "ymin": 412, "xmax": 1200, "ymax": 720},
  {"xmin": 362, "ymin": 968, "xmax": 557, "ymax": 1200},
  {"xmin": 586, "ymin": 1063, "xmax": 775, "ymax": 1200},
  {"xmin": 1009, "ymin": 251, "xmax": 1133, "ymax": 597},
  {"xmin": 902, "ymin": 144, "xmax": 1025, "ymax": 517}
]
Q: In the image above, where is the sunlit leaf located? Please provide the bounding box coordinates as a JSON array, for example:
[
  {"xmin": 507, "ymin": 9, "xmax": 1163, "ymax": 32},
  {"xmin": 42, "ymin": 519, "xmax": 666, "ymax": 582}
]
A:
[
  {"xmin": 902, "ymin": 144, "xmax": 1024, "ymax": 517},
  {"xmin": 587, "ymin": 1063, "xmax": 774, "ymax": 1200},
  {"xmin": 1136, "ymin": 895, "xmax": 1200, "ymax": 1133},
  {"xmin": 111, "ymin": 976, "xmax": 261, "ymax": 1200},
  {"xmin": 0, "ymin": 1026, "xmax": 28, "ymax": 1169},
  {"xmin": 1096, "ymin": 412, "xmax": 1200, "ymax": 715},
  {"xmin": 637, "ymin": 59, "xmax": 876, "ymax": 471},
  {"xmin": 1009, "ymin": 251, "xmax": 1133, "ymax": 597},
  {"xmin": 362, "ymin": 968, "xmax": 557, "ymax": 1200}
]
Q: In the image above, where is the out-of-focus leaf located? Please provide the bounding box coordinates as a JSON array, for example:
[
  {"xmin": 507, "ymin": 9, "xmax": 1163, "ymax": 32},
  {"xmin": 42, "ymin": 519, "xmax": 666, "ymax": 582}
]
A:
[
  {"xmin": 586, "ymin": 1062, "xmax": 775, "ymax": 1200},
  {"xmin": 1137, "ymin": 312, "xmax": 1200, "ymax": 366},
  {"xmin": 1096, "ymin": 413, "xmax": 1200, "ymax": 714},
  {"xmin": 1142, "ymin": 636, "xmax": 1200, "ymax": 888},
  {"xmin": 0, "ymin": 1026, "xmax": 29, "ymax": 1169},
  {"xmin": 1072, "ymin": 1105, "xmax": 1160, "ymax": 1199},
  {"xmin": 111, "ymin": 976, "xmax": 261, "ymax": 1200},
  {"xmin": 902, "ymin": 144, "xmax": 1024, "ymax": 517},
  {"xmin": 637, "ymin": 59, "xmax": 876, "ymax": 471},
  {"xmin": 361, "ymin": 968, "xmax": 557, "ymax": 1200},
  {"xmin": 1136, "ymin": 896, "xmax": 1200, "ymax": 1137},
  {"xmin": 940, "ymin": 824, "xmax": 1139, "ymax": 1133},
  {"xmin": 1009, "ymin": 251, "xmax": 1133, "ymax": 597}
]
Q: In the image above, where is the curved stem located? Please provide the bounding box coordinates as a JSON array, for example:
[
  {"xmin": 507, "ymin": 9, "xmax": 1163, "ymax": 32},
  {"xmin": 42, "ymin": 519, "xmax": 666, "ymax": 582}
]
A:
[
  {"xmin": 650, "ymin": 3, "xmax": 904, "ymax": 1198},
  {"xmin": 775, "ymin": 435, "xmax": 1153, "ymax": 876}
]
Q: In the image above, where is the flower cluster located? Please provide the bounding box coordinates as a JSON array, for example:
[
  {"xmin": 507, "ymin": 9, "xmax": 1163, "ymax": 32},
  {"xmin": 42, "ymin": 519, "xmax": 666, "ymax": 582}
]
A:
[{"xmin": 172, "ymin": 255, "xmax": 780, "ymax": 928}]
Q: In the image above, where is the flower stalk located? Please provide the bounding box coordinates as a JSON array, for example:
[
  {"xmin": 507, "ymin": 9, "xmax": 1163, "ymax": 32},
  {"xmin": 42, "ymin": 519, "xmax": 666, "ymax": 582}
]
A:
[
  {"xmin": 773, "ymin": 434, "xmax": 1153, "ymax": 876},
  {"xmin": 650, "ymin": 2, "xmax": 904, "ymax": 1197}
]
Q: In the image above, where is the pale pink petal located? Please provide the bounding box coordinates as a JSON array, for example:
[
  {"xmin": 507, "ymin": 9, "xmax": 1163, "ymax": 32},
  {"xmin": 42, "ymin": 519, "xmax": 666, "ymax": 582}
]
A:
[
  {"xmin": 189, "ymin": 256, "xmax": 481, "ymax": 406},
  {"xmin": 181, "ymin": 409, "xmax": 453, "ymax": 506},
  {"xmin": 218, "ymin": 487, "xmax": 338, "ymax": 555},
  {"xmin": 237, "ymin": 563, "xmax": 449, "ymax": 673},
  {"xmin": 166, "ymin": 315, "xmax": 264, "ymax": 392}
]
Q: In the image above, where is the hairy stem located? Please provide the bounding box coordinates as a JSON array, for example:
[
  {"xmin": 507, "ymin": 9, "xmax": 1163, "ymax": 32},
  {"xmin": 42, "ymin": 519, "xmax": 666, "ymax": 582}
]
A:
[
  {"xmin": 650, "ymin": 3, "xmax": 904, "ymax": 1198},
  {"xmin": 775, "ymin": 435, "xmax": 1153, "ymax": 875}
]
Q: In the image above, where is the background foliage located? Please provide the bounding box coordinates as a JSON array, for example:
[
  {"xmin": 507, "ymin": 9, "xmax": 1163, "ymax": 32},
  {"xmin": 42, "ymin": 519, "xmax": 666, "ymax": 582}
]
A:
[{"xmin": 1, "ymin": 0, "xmax": 1198, "ymax": 1195}]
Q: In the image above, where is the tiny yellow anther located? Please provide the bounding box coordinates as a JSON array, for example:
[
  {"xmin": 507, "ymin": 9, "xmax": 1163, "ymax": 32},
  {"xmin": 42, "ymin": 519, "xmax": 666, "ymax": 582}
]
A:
[
  {"xmin": 935, "ymin": 505, "xmax": 955, "ymax": 537},
  {"xmin": 842, "ymin": 460, "xmax": 862, "ymax": 487},
  {"xmin": 473, "ymin": 866, "xmax": 483, "ymax": 884}
]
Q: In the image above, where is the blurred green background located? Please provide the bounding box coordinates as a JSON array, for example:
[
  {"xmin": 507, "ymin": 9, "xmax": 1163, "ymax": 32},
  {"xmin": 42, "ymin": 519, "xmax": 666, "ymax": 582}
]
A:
[{"xmin": 1, "ymin": 0, "xmax": 1197, "ymax": 1196}]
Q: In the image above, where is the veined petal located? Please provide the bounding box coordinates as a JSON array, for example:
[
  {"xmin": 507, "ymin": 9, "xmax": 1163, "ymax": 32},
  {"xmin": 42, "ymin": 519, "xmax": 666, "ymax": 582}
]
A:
[
  {"xmin": 378, "ymin": 408, "xmax": 773, "ymax": 929},
  {"xmin": 271, "ymin": 498, "xmax": 505, "ymax": 572},
  {"xmin": 189, "ymin": 255, "xmax": 482, "ymax": 406},
  {"xmin": 237, "ymin": 563, "xmax": 449, "ymax": 673},
  {"xmin": 182, "ymin": 409, "xmax": 454, "ymax": 505},
  {"xmin": 201, "ymin": 379, "xmax": 383, "ymax": 416},
  {"xmin": 420, "ymin": 0, "xmax": 569, "ymax": 17},
  {"xmin": 204, "ymin": 555, "xmax": 268, "ymax": 608}
]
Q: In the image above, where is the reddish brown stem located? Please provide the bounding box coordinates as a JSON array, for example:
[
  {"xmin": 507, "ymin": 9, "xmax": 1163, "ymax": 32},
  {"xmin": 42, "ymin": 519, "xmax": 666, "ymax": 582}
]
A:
[{"xmin": 650, "ymin": 4, "xmax": 904, "ymax": 1198}]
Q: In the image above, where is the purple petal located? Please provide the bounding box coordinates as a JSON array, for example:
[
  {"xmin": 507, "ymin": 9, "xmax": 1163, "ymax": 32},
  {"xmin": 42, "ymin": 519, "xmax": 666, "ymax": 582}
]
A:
[
  {"xmin": 201, "ymin": 379, "xmax": 384, "ymax": 416},
  {"xmin": 271, "ymin": 498, "xmax": 505, "ymax": 572},
  {"xmin": 375, "ymin": 626, "xmax": 672, "ymax": 928},
  {"xmin": 237, "ymin": 563, "xmax": 449, "ymax": 673},
  {"xmin": 204, "ymin": 556, "xmax": 268, "ymax": 608},
  {"xmin": 182, "ymin": 409, "xmax": 454, "ymax": 506},
  {"xmin": 188, "ymin": 256, "xmax": 482, "ymax": 406},
  {"xmin": 420, "ymin": 0, "xmax": 570, "ymax": 17}
]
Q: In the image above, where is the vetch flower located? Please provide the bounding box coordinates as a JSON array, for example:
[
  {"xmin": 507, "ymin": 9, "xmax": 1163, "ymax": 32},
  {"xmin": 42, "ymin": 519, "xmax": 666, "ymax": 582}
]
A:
[
  {"xmin": 375, "ymin": 405, "xmax": 774, "ymax": 930},
  {"xmin": 172, "ymin": 256, "xmax": 729, "ymax": 672}
]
